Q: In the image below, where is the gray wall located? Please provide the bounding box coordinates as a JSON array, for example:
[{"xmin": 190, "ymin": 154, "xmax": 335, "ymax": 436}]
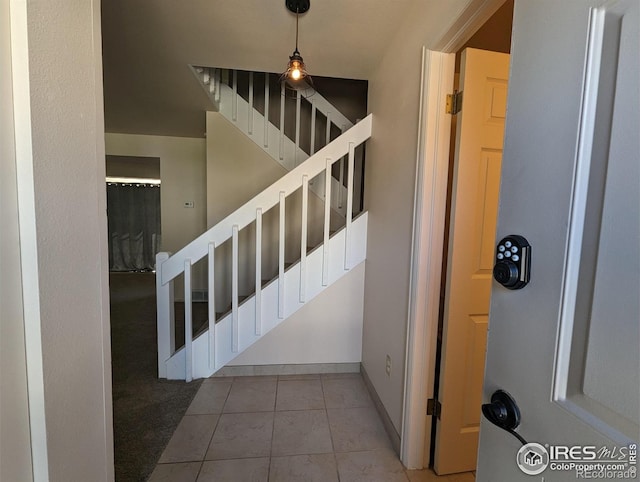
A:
[
  {"xmin": 6, "ymin": 0, "xmax": 114, "ymax": 479},
  {"xmin": 362, "ymin": 0, "xmax": 469, "ymax": 433}
]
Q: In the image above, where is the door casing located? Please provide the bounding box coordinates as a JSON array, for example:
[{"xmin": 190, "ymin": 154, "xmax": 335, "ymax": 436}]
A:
[{"xmin": 401, "ymin": 0, "xmax": 509, "ymax": 470}]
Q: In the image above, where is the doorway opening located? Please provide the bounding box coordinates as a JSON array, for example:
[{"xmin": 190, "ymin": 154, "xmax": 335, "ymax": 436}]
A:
[
  {"xmin": 106, "ymin": 155, "xmax": 161, "ymax": 272},
  {"xmin": 429, "ymin": 0, "xmax": 514, "ymax": 475}
]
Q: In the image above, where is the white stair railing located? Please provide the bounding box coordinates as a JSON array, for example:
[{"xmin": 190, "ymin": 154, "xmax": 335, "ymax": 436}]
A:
[
  {"xmin": 191, "ymin": 67, "xmax": 357, "ymax": 217},
  {"xmin": 156, "ymin": 115, "xmax": 372, "ymax": 381}
]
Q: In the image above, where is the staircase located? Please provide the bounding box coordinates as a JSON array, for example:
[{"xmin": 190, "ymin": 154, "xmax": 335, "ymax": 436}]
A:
[
  {"xmin": 191, "ymin": 66, "xmax": 358, "ymax": 216},
  {"xmin": 156, "ymin": 114, "xmax": 372, "ymax": 381}
]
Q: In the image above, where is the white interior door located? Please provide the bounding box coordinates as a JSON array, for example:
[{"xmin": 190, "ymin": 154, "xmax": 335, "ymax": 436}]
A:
[
  {"xmin": 434, "ymin": 48, "xmax": 510, "ymax": 475},
  {"xmin": 477, "ymin": 1, "xmax": 639, "ymax": 481}
]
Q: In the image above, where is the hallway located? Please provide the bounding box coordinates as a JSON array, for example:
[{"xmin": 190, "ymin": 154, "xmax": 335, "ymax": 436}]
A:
[{"xmin": 149, "ymin": 372, "xmax": 476, "ymax": 482}]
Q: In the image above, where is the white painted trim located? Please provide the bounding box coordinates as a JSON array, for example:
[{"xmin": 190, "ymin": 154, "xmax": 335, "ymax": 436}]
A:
[
  {"xmin": 9, "ymin": 3, "xmax": 50, "ymax": 478},
  {"xmin": 433, "ymin": 0, "xmax": 508, "ymax": 53},
  {"xmin": 401, "ymin": 48, "xmax": 455, "ymax": 469},
  {"xmin": 402, "ymin": 0, "xmax": 512, "ymax": 469}
]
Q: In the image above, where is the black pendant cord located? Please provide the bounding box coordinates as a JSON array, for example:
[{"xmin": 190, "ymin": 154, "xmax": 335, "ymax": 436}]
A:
[{"xmin": 294, "ymin": 9, "xmax": 300, "ymax": 54}]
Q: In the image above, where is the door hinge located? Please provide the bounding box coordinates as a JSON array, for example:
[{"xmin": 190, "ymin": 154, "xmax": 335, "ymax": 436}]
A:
[
  {"xmin": 427, "ymin": 398, "xmax": 442, "ymax": 418},
  {"xmin": 446, "ymin": 90, "xmax": 463, "ymax": 115}
]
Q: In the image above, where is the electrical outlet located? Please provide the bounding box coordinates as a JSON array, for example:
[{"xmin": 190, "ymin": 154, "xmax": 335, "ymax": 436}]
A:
[{"xmin": 385, "ymin": 355, "xmax": 392, "ymax": 376}]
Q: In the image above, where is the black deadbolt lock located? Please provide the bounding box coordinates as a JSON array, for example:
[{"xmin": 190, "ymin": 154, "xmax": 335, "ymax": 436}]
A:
[{"xmin": 493, "ymin": 235, "xmax": 531, "ymax": 289}]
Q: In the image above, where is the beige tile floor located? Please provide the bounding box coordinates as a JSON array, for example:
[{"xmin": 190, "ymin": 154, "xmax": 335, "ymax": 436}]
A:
[{"xmin": 149, "ymin": 373, "xmax": 476, "ymax": 482}]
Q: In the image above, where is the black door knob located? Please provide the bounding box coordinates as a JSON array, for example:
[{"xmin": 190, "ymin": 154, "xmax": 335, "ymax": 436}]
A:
[{"xmin": 482, "ymin": 389, "xmax": 521, "ymax": 431}]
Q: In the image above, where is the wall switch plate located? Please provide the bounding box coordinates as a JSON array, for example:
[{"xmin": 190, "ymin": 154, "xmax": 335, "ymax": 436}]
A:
[
  {"xmin": 385, "ymin": 355, "xmax": 392, "ymax": 376},
  {"xmin": 184, "ymin": 201, "xmax": 194, "ymax": 208}
]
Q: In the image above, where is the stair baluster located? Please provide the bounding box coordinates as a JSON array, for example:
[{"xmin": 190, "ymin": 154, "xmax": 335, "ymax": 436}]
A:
[
  {"xmin": 279, "ymin": 83, "xmax": 285, "ymax": 160},
  {"xmin": 184, "ymin": 259, "xmax": 193, "ymax": 382},
  {"xmin": 207, "ymin": 242, "xmax": 215, "ymax": 369},
  {"xmin": 345, "ymin": 143, "xmax": 355, "ymax": 270},
  {"xmin": 231, "ymin": 225, "xmax": 239, "ymax": 352},
  {"xmin": 232, "ymin": 70, "xmax": 238, "ymax": 121},
  {"xmin": 255, "ymin": 208, "xmax": 263, "ymax": 335},
  {"xmin": 248, "ymin": 72, "xmax": 254, "ymax": 135},
  {"xmin": 322, "ymin": 158, "xmax": 332, "ymax": 287},
  {"xmin": 300, "ymin": 175, "xmax": 309, "ymax": 302},
  {"xmin": 263, "ymin": 74, "xmax": 269, "ymax": 148},
  {"xmin": 278, "ymin": 191, "xmax": 286, "ymax": 319}
]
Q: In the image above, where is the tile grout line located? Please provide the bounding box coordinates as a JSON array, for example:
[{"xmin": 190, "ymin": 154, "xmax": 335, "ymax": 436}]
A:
[
  {"xmin": 192, "ymin": 376, "xmax": 231, "ymax": 480},
  {"xmin": 199, "ymin": 377, "xmax": 230, "ymax": 467},
  {"xmin": 320, "ymin": 373, "xmax": 342, "ymax": 481},
  {"xmin": 267, "ymin": 375, "xmax": 280, "ymax": 480}
]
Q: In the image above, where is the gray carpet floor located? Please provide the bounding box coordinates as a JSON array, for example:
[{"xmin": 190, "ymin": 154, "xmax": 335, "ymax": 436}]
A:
[{"xmin": 110, "ymin": 272, "xmax": 208, "ymax": 481}]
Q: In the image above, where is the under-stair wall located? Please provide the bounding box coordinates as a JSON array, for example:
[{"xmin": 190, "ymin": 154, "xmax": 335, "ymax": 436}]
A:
[{"xmin": 228, "ymin": 262, "xmax": 365, "ymax": 367}]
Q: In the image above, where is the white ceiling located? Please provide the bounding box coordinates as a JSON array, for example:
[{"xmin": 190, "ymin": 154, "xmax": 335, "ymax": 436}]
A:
[{"xmin": 102, "ymin": 0, "xmax": 416, "ymax": 138}]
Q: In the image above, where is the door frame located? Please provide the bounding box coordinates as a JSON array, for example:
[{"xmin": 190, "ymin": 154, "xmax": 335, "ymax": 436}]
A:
[{"xmin": 400, "ymin": 0, "xmax": 508, "ymax": 469}]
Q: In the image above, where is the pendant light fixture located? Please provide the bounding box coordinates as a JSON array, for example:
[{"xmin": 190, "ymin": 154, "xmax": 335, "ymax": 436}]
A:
[{"xmin": 281, "ymin": 0, "xmax": 314, "ymax": 95}]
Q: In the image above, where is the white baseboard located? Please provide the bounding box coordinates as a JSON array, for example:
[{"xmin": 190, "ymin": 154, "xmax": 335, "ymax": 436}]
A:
[{"xmin": 211, "ymin": 362, "xmax": 361, "ymax": 378}]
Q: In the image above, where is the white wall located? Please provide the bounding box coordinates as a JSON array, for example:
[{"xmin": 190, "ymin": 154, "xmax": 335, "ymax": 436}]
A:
[
  {"xmin": 362, "ymin": 0, "xmax": 469, "ymax": 433},
  {"xmin": 206, "ymin": 112, "xmax": 286, "ymax": 227},
  {"xmin": 1, "ymin": 0, "xmax": 33, "ymax": 478},
  {"xmin": 8, "ymin": 0, "xmax": 114, "ymax": 479},
  {"xmin": 231, "ymin": 262, "xmax": 365, "ymax": 365}
]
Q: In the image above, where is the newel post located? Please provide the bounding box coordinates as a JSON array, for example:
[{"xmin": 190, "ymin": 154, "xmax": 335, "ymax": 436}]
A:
[{"xmin": 156, "ymin": 252, "xmax": 175, "ymax": 378}]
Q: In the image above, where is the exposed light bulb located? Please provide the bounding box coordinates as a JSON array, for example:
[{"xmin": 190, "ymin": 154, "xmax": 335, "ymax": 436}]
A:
[
  {"xmin": 281, "ymin": 2, "xmax": 313, "ymax": 92},
  {"xmin": 287, "ymin": 58, "xmax": 305, "ymax": 81}
]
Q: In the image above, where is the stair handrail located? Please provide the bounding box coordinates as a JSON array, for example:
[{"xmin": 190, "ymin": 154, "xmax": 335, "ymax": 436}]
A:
[{"xmin": 157, "ymin": 114, "xmax": 372, "ymax": 286}]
